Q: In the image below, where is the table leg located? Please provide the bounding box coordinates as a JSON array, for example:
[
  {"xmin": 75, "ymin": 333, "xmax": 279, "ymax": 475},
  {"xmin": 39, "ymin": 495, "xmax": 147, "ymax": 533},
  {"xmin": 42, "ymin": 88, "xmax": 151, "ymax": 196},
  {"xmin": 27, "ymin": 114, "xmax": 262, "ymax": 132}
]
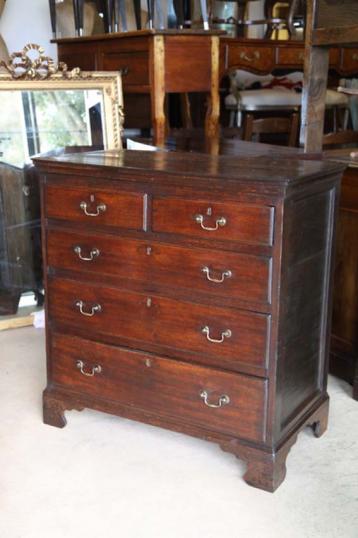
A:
[
  {"xmin": 152, "ymin": 36, "xmax": 166, "ymax": 146},
  {"xmin": 205, "ymin": 36, "xmax": 220, "ymax": 139}
]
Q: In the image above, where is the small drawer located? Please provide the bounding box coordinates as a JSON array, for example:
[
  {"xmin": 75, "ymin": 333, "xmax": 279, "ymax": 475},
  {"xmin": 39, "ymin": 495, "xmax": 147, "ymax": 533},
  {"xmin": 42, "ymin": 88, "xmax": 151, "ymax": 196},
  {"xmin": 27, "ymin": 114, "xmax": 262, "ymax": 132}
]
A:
[
  {"xmin": 51, "ymin": 332, "xmax": 268, "ymax": 443},
  {"xmin": 45, "ymin": 184, "xmax": 145, "ymax": 230},
  {"xmin": 341, "ymin": 48, "xmax": 358, "ymax": 74},
  {"xmin": 102, "ymin": 51, "xmax": 149, "ymax": 87},
  {"xmin": 48, "ymin": 278, "xmax": 270, "ymax": 373},
  {"xmin": 152, "ymin": 197, "xmax": 274, "ymax": 246},
  {"xmin": 227, "ymin": 45, "xmax": 275, "ymax": 73},
  {"xmin": 277, "ymin": 47, "xmax": 304, "ymax": 66},
  {"xmin": 47, "ymin": 228, "xmax": 272, "ymax": 307}
]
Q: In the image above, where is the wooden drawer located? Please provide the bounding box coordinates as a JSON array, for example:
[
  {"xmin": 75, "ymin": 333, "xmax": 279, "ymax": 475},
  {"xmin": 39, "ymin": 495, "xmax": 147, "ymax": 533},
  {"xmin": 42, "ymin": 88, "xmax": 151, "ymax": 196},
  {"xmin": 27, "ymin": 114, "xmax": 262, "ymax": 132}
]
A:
[
  {"xmin": 48, "ymin": 277, "xmax": 270, "ymax": 373},
  {"xmin": 51, "ymin": 332, "xmax": 268, "ymax": 442},
  {"xmin": 276, "ymin": 47, "xmax": 304, "ymax": 66},
  {"xmin": 340, "ymin": 48, "xmax": 358, "ymax": 74},
  {"xmin": 226, "ymin": 44, "xmax": 275, "ymax": 73},
  {"xmin": 45, "ymin": 185, "xmax": 145, "ymax": 230},
  {"xmin": 152, "ymin": 197, "xmax": 274, "ymax": 246},
  {"xmin": 102, "ymin": 51, "xmax": 149, "ymax": 87},
  {"xmin": 47, "ymin": 228, "xmax": 272, "ymax": 307}
]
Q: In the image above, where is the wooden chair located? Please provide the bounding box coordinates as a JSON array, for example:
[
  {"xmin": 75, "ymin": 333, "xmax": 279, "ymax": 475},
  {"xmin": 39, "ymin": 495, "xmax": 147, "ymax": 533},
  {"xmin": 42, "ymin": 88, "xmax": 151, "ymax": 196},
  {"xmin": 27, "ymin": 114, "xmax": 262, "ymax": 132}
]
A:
[
  {"xmin": 301, "ymin": 0, "xmax": 358, "ymax": 152},
  {"xmin": 243, "ymin": 112, "xmax": 299, "ymax": 146},
  {"xmin": 301, "ymin": 1, "xmax": 358, "ymax": 400}
]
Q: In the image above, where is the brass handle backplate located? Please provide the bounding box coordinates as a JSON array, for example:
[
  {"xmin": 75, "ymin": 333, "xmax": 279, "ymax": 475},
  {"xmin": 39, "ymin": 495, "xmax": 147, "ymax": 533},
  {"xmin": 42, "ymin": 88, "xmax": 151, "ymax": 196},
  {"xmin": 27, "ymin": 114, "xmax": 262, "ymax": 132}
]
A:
[
  {"xmin": 76, "ymin": 360, "xmax": 102, "ymax": 377},
  {"xmin": 240, "ymin": 50, "xmax": 260, "ymax": 62},
  {"xmin": 202, "ymin": 266, "xmax": 232, "ymax": 283},
  {"xmin": 200, "ymin": 390, "xmax": 230, "ymax": 408},
  {"xmin": 195, "ymin": 214, "xmax": 227, "ymax": 231},
  {"xmin": 80, "ymin": 200, "xmax": 107, "ymax": 217},
  {"xmin": 74, "ymin": 246, "xmax": 100, "ymax": 261},
  {"xmin": 75, "ymin": 300, "xmax": 102, "ymax": 317},
  {"xmin": 202, "ymin": 326, "xmax": 232, "ymax": 344}
]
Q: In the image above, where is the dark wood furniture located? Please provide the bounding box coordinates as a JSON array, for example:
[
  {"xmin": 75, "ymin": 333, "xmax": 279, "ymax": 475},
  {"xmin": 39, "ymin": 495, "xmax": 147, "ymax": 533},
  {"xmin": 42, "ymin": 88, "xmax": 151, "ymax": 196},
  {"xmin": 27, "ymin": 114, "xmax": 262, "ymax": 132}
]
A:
[
  {"xmin": 0, "ymin": 162, "xmax": 41, "ymax": 314},
  {"xmin": 35, "ymin": 149, "xmax": 344, "ymax": 492},
  {"xmin": 301, "ymin": 0, "xmax": 358, "ymax": 399},
  {"xmin": 324, "ymin": 152, "xmax": 358, "ymax": 401},
  {"xmin": 54, "ymin": 30, "xmax": 223, "ymax": 145},
  {"xmin": 220, "ymin": 37, "xmax": 358, "ymax": 78}
]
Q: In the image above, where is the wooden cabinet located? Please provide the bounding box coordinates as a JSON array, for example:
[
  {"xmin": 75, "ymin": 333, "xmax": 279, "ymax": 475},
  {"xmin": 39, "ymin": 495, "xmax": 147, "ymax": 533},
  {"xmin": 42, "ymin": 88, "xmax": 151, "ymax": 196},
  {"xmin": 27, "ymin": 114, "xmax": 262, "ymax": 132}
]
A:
[
  {"xmin": 220, "ymin": 37, "xmax": 358, "ymax": 77},
  {"xmin": 35, "ymin": 149, "xmax": 344, "ymax": 492},
  {"xmin": 330, "ymin": 165, "xmax": 358, "ymax": 400}
]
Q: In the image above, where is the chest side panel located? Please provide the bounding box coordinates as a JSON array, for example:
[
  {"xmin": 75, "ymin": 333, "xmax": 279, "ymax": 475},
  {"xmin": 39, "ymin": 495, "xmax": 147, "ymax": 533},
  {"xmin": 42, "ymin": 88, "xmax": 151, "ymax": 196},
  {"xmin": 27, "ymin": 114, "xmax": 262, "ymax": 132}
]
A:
[{"xmin": 276, "ymin": 184, "xmax": 338, "ymax": 439}]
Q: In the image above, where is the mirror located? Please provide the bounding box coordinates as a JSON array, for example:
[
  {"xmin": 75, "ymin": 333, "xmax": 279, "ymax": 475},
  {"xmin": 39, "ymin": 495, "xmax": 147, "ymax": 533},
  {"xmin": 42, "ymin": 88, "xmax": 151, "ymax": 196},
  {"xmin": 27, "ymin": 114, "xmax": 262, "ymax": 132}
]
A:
[{"xmin": 0, "ymin": 44, "xmax": 124, "ymax": 320}]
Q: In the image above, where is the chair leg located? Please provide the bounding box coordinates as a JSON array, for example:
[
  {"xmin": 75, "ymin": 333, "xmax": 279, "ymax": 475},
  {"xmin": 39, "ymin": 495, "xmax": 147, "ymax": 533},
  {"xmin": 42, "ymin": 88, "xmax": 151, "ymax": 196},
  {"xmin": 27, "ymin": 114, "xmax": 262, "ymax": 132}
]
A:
[
  {"xmin": 288, "ymin": 112, "xmax": 299, "ymax": 147},
  {"xmin": 243, "ymin": 113, "xmax": 254, "ymax": 141}
]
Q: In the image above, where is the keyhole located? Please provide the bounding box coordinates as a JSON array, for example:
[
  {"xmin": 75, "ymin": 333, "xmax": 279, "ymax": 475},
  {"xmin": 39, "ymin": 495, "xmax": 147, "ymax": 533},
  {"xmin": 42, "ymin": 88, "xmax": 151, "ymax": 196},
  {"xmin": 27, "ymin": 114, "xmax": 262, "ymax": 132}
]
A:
[
  {"xmin": 146, "ymin": 297, "xmax": 152, "ymax": 308},
  {"xmin": 146, "ymin": 246, "xmax": 152, "ymax": 256},
  {"xmin": 206, "ymin": 207, "xmax": 212, "ymax": 216},
  {"xmin": 90, "ymin": 194, "xmax": 95, "ymax": 203}
]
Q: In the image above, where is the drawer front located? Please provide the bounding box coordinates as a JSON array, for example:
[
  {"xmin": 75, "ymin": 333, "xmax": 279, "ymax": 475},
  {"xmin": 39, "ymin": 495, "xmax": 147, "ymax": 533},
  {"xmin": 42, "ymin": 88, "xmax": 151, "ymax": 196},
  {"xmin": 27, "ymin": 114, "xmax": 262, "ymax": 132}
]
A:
[
  {"xmin": 102, "ymin": 51, "xmax": 149, "ymax": 87},
  {"xmin": 341, "ymin": 48, "xmax": 358, "ymax": 74},
  {"xmin": 51, "ymin": 332, "xmax": 268, "ymax": 442},
  {"xmin": 277, "ymin": 47, "xmax": 304, "ymax": 66},
  {"xmin": 48, "ymin": 278, "xmax": 270, "ymax": 372},
  {"xmin": 152, "ymin": 197, "xmax": 274, "ymax": 246},
  {"xmin": 47, "ymin": 228, "xmax": 272, "ymax": 306},
  {"xmin": 227, "ymin": 45, "xmax": 275, "ymax": 73},
  {"xmin": 45, "ymin": 184, "xmax": 145, "ymax": 230}
]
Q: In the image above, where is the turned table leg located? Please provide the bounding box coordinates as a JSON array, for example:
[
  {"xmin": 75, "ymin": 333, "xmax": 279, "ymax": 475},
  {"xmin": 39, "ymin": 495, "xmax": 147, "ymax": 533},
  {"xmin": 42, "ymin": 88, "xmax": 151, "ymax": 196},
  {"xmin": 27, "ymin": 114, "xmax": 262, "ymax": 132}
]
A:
[
  {"xmin": 152, "ymin": 35, "xmax": 166, "ymax": 146},
  {"xmin": 205, "ymin": 36, "xmax": 220, "ymax": 140}
]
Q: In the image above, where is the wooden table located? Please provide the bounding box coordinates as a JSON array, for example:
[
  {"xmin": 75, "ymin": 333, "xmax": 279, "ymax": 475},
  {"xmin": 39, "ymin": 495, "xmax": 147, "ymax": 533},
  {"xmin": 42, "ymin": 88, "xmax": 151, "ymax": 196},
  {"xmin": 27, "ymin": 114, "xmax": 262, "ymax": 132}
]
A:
[{"xmin": 54, "ymin": 30, "xmax": 223, "ymax": 146}]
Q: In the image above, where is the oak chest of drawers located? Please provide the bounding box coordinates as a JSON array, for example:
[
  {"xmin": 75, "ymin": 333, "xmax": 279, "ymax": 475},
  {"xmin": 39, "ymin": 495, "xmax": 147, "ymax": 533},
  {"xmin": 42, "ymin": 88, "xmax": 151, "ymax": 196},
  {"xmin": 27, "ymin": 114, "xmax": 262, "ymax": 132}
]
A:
[{"xmin": 35, "ymin": 149, "xmax": 344, "ymax": 492}]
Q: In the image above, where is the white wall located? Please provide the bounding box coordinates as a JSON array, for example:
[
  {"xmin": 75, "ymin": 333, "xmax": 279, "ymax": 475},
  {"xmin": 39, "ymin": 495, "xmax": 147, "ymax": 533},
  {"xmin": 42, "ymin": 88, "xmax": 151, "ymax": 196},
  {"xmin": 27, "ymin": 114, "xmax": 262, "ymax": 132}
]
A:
[{"xmin": 0, "ymin": 0, "xmax": 56, "ymax": 59}]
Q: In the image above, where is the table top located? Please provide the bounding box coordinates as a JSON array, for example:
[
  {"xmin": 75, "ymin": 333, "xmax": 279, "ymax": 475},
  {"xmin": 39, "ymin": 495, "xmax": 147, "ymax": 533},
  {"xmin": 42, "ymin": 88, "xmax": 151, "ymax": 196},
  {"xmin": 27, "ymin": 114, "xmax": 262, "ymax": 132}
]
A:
[{"xmin": 52, "ymin": 29, "xmax": 226, "ymax": 44}]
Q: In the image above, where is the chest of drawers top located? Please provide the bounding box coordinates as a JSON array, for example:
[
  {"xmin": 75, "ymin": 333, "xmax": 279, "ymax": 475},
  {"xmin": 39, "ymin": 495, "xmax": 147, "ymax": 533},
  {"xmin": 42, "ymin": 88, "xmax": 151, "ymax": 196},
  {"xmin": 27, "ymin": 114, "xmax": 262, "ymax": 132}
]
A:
[{"xmin": 35, "ymin": 149, "xmax": 343, "ymax": 192}]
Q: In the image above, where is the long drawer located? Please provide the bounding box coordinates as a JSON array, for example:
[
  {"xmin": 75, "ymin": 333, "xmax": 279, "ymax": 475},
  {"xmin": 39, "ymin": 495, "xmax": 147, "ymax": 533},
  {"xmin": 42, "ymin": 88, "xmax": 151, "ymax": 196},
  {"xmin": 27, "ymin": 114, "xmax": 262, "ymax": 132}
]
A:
[
  {"xmin": 47, "ymin": 228, "xmax": 272, "ymax": 307},
  {"xmin": 45, "ymin": 184, "xmax": 145, "ymax": 230},
  {"xmin": 152, "ymin": 197, "xmax": 274, "ymax": 246},
  {"xmin": 48, "ymin": 277, "xmax": 270, "ymax": 373},
  {"xmin": 51, "ymin": 332, "xmax": 268, "ymax": 443}
]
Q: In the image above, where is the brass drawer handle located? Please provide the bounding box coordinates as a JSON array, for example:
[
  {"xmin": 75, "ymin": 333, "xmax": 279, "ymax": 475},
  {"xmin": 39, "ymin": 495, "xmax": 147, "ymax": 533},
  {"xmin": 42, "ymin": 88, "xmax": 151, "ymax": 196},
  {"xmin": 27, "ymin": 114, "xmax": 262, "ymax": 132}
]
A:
[
  {"xmin": 202, "ymin": 326, "xmax": 232, "ymax": 343},
  {"xmin": 80, "ymin": 201, "xmax": 107, "ymax": 217},
  {"xmin": 202, "ymin": 266, "xmax": 232, "ymax": 283},
  {"xmin": 239, "ymin": 50, "xmax": 260, "ymax": 62},
  {"xmin": 75, "ymin": 300, "xmax": 102, "ymax": 317},
  {"xmin": 74, "ymin": 246, "xmax": 100, "ymax": 261},
  {"xmin": 195, "ymin": 214, "xmax": 227, "ymax": 231},
  {"xmin": 200, "ymin": 390, "xmax": 230, "ymax": 408},
  {"xmin": 76, "ymin": 360, "xmax": 102, "ymax": 377}
]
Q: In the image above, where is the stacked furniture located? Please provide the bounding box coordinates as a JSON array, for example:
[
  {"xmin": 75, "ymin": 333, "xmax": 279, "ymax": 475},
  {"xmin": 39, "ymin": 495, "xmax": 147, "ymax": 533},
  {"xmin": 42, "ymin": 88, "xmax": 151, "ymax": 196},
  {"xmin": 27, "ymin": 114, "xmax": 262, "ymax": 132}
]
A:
[
  {"xmin": 0, "ymin": 162, "xmax": 41, "ymax": 314},
  {"xmin": 301, "ymin": 0, "xmax": 358, "ymax": 400},
  {"xmin": 35, "ymin": 148, "xmax": 344, "ymax": 492}
]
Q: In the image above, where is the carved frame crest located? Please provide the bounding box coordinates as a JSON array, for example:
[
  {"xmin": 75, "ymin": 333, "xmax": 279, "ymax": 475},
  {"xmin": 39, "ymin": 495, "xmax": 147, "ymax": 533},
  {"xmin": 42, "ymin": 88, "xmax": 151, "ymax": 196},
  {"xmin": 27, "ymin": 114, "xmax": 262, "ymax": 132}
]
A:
[{"xmin": 0, "ymin": 44, "xmax": 124, "ymax": 149}]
